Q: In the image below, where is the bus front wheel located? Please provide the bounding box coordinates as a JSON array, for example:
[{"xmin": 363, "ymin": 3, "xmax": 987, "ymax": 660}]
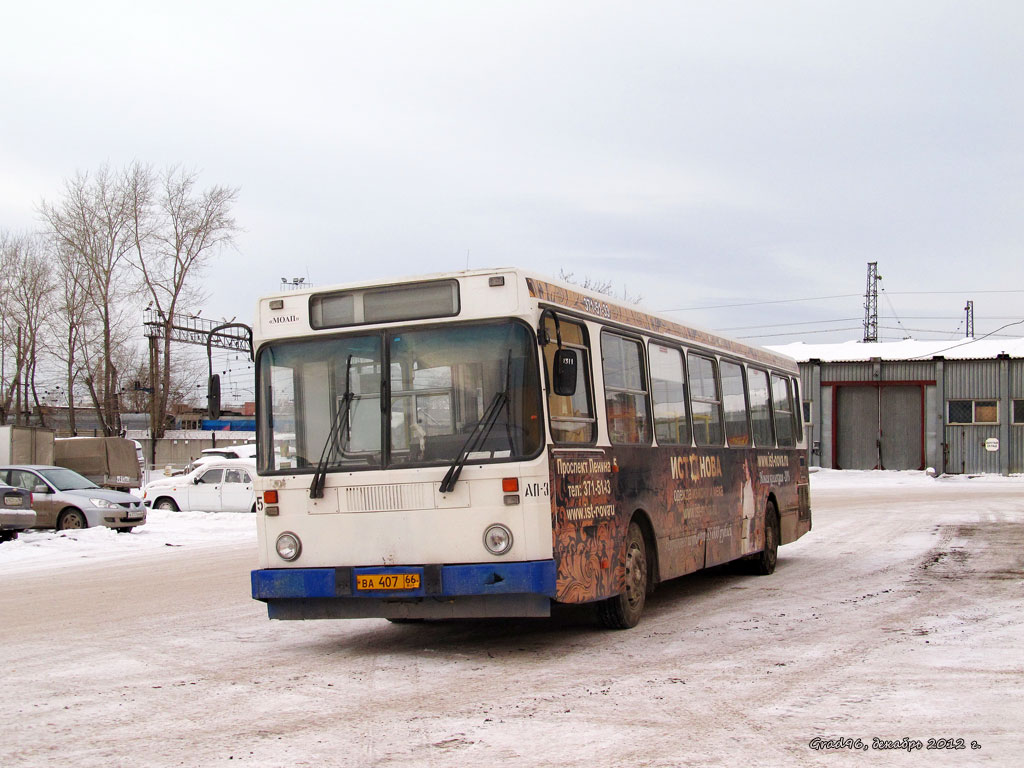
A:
[{"xmin": 597, "ymin": 520, "xmax": 648, "ymax": 630}]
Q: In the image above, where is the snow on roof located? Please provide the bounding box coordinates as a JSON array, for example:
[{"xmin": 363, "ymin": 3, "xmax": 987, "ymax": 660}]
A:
[{"xmin": 766, "ymin": 337, "xmax": 1024, "ymax": 363}]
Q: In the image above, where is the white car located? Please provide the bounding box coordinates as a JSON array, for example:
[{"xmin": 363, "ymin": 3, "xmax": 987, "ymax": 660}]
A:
[
  {"xmin": 200, "ymin": 443, "xmax": 257, "ymax": 460},
  {"xmin": 142, "ymin": 458, "xmax": 257, "ymax": 513}
]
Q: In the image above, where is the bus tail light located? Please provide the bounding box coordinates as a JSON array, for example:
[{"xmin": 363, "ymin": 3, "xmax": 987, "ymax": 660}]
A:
[
  {"xmin": 501, "ymin": 478, "xmax": 518, "ymax": 493},
  {"xmin": 264, "ymin": 490, "xmax": 279, "ymax": 504}
]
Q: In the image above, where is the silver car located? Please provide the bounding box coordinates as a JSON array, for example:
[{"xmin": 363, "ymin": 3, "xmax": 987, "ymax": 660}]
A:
[
  {"xmin": 0, "ymin": 465, "xmax": 147, "ymax": 532},
  {"xmin": 0, "ymin": 484, "xmax": 36, "ymax": 542}
]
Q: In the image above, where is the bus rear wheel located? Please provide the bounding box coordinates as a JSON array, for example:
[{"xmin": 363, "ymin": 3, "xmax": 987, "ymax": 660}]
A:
[
  {"xmin": 597, "ymin": 520, "xmax": 647, "ymax": 629},
  {"xmin": 751, "ymin": 499, "xmax": 779, "ymax": 575}
]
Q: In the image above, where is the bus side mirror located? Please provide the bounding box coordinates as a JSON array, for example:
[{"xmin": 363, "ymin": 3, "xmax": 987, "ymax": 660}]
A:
[
  {"xmin": 208, "ymin": 374, "xmax": 221, "ymax": 419},
  {"xmin": 553, "ymin": 348, "xmax": 578, "ymax": 396}
]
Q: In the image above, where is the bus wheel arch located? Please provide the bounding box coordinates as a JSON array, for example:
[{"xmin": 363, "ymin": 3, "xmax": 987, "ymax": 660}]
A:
[
  {"xmin": 629, "ymin": 508, "xmax": 659, "ymax": 593},
  {"xmin": 597, "ymin": 511, "xmax": 656, "ymax": 630}
]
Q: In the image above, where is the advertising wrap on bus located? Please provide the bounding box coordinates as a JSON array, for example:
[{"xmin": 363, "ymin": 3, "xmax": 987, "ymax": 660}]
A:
[
  {"xmin": 249, "ymin": 268, "xmax": 811, "ymax": 629},
  {"xmin": 550, "ymin": 446, "xmax": 809, "ymax": 605}
]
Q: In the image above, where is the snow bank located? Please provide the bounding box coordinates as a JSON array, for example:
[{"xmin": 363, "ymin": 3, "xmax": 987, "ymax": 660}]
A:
[
  {"xmin": 810, "ymin": 467, "xmax": 1024, "ymax": 490},
  {"xmin": 768, "ymin": 336, "xmax": 1024, "ymax": 362},
  {"xmin": 5, "ymin": 470, "xmax": 1022, "ymax": 576},
  {"xmin": 0, "ymin": 509, "xmax": 255, "ymax": 575}
]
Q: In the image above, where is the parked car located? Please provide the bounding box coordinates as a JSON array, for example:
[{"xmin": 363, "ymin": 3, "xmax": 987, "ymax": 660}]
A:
[
  {"xmin": 200, "ymin": 443, "xmax": 257, "ymax": 460},
  {"xmin": 0, "ymin": 465, "xmax": 146, "ymax": 532},
  {"xmin": 142, "ymin": 458, "xmax": 256, "ymax": 513},
  {"xmin": 0, "ymin": 484, "xmax": 36, "ymax": 542}
]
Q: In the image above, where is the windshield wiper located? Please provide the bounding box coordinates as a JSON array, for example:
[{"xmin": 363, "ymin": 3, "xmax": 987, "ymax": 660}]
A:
[
  {"xmin": 309, "ymin": 355, "xmax": 354, "ymax": 499},
  {"xmin": 439, "ymin": 350, "xmax": 512, "ymax": 494}
]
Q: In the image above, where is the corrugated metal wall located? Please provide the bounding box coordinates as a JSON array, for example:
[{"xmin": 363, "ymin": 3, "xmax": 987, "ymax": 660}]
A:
[
  {"xmin": 820, "ymin": 363, "xmax": 872, "ymax": 382},
  {"xmin": 881, "ymin": 361, "xmax": 934, "ymax": 381},
  {"xmin": 1010, "ymin": 360, "xmax": 1023, "ymax": 473},
  {"xmin": 945, "ymin": 360, "xmax": 1000, "ymax": 398},
  {"xmin": 799, "ymin": 355, "xmax": 1023, "ymax": 475},
  {"xmin": 946, "ymin": 425, "xmax": 1001, "ymax": 474},
  {"xmin": 1011, "ymin": 360, "xmax": 1024, "ymax": 394}
]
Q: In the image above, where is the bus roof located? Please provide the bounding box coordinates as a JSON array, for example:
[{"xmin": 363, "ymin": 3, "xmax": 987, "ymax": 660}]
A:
[{"xmin": 256, "ymin": 267, "xmax": 798, "ymax": 373}]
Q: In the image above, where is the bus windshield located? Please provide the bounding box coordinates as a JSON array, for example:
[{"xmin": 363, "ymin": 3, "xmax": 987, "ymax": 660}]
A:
[{"xmin": 258, "ymin": 320, "xmax": 543, "ymax": 474}]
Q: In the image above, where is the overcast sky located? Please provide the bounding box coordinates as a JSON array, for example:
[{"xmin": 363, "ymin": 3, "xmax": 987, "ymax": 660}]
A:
[{"xmin": 4, "ymin": 0, "xmax": 1023, "ymax": 364}]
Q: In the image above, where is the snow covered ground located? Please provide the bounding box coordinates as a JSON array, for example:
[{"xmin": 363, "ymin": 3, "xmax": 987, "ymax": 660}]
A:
[
  {"xmin": 0, "ymin": 508, "xmax": 255, "ymax": 575},
  {"xmin": 3, "ymin": 471, "xmax": 1023, "ymax": 767},
  {"xmin": 1, "ymin": 470, "xmax": 1022, "ymax": 575}
]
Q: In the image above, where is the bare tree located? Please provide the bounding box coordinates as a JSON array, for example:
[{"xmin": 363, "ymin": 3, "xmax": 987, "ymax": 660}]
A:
[
  {"xmin": 127, "ymin": 165, "xmax": 239, "ymax": 438},
  {"xmin": 558, "ymin": 269, "xmax": 643, "ymax": 305},
  {"xmin": 40, "ymin": 166, "xmax": 135, "ymax": 435},
  {"xmin": 0, "ymin": 232, "xmax": 57, "ymax": 425},
  {"xmin": 46, "ymin": 238, "xmax": 96, "ymax": 434}
]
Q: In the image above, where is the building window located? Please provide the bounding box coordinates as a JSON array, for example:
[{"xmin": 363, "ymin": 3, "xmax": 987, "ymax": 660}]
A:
[
  {"xmin": 948, "ymin": 400, "xmax": 998, "ymax": 425},
  {"xmin": 1013, "ymin": 399, "xmax": 1024, "ymax": 425}
]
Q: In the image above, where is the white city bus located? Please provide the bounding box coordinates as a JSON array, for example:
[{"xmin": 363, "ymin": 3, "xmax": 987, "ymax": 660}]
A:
[{"xmin": 250, "ymin": 269, "xmax": 811, "ymax": 628}]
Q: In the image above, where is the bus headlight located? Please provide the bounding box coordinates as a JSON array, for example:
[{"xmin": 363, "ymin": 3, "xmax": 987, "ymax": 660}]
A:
[
  {"xmin": 276, "ymin": 532, "xmax": 302, "ymax": 561},
  {"xmin": 483, "ymin": 524, "xmax": 513, "ymax": 555}
]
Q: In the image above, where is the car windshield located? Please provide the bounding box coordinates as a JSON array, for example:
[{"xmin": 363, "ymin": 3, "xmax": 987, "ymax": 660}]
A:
[
  {"xmin": 257, "ymin": 320, "xmax": 543, "ymax": 473},
  {"xmin": 39, "ymin": 468, "xmax": 98, "ymax": 491}
]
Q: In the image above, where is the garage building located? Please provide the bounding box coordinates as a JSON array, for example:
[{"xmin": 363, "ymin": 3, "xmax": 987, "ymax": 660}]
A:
[{"xmin": 768, "ymin": 339, "xmax": 1024, "ymax": 475}]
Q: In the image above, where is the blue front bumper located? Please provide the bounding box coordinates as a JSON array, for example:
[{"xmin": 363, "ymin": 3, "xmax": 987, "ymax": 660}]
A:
[{"xmin": 252, "ymin": 560, "xmax": 557, "ymax": 601}]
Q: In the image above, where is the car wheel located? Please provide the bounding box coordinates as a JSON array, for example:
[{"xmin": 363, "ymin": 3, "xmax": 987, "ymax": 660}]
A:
[
  {"xmin": 116, "ymin": 527, "xmax": 135, "ymax": 534},
  {"xmin": 154, "ymin": 498, "xmax": 179, "ymax": 511},
  {"xmin": 251, "ymin": 503, "xmax": 257, "ymax": 514},
  {"xmin": 0, "ymin": 530, "xmax": 17, "ymax": 543},
  {"xmin": 57, "ymin": 509, "xmax": 88, "ymax": 530}
]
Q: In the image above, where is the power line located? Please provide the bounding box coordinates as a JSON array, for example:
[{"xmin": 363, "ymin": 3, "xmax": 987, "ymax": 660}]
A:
[
  {"xmin": 879, "ymin": 286, "xmax": 908, "ymax": 341},
  {"xmin": 886, "ymin": 290, "xmax": 1024, "ymax": 295},
  {"xmin": 719, "ymin": 317, "xmax": 861, "ymax": 331},
  {"xmin": 659, "ymin": 293, "xmax": 860, "ymax": 312},
  {"xmin": 736, "ymin": 327, "xmax": 862, "ymax": 340},
  {"xmin": 878, "ymin": 315, "xmax": 1024, "ymax": 321},
  {"xmin": 660, "ymin": 288, "xmax": 1024, "ymax": 314},
  {"xmin": 904, "ymin": 319, "xmax": 1024, "ymax": 359},
  {"xmin": 880, "ymin": 325, "xmax": 1023, "ymax": 338}
]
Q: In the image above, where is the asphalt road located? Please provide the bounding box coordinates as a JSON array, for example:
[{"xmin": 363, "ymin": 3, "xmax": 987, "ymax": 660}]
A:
[{"xmin": 2, "ymin": 482, "xmax": 1023, "ymax": 767}]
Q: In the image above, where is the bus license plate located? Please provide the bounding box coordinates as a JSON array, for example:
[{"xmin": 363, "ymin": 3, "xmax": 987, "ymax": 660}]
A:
[{"xmin": 356, "ymin": 573, "xmax": 420, "ymax": 591}]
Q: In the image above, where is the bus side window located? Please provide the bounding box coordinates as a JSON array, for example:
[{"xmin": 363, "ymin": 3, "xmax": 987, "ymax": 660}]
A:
[
  {"xmin": 792, "ymin": 377, "xmax": 805, "ymax": 443},
  {"xmin": 649, "ymin": 342, "xmax": 690, "ymax": 445},
  {"xmin": 543, "ymin": 317, "xmax": 595, "ymax": 443},
  {"xmin": 602, "ymin": 332, "xmax": 650, "ymax": 444},
  {"xmin": 687, "ymin": 353, "xmax": 723, "ymax": 446},
  {"xmin": 748, "ymin": 368, "xmax": 775, "ymax": 447},
  {"xmin": 720, "ymin": 360, "xmax": 751, "ymax": 447},
  {"xmin": 772, "ymin": 374, "xmax": 796, "ymax": 447}
]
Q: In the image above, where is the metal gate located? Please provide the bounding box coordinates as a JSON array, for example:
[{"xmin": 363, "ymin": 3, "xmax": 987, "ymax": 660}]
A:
[{"xmin": 835, "ymin": 385, "xmax": 923, "ymax": 470}]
